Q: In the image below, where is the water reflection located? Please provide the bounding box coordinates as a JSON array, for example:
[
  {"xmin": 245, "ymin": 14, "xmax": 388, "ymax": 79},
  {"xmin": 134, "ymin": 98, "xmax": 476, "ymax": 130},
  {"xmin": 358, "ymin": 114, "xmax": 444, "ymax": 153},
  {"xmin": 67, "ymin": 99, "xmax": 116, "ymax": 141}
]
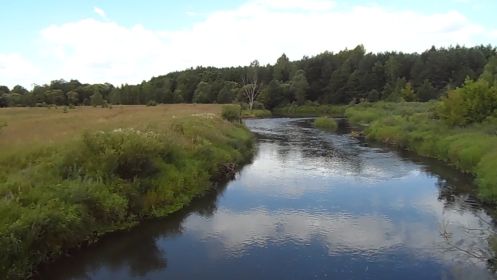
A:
[{"xmin": 38, "ymin": 118, "xmax": 496, "ymax": 280}]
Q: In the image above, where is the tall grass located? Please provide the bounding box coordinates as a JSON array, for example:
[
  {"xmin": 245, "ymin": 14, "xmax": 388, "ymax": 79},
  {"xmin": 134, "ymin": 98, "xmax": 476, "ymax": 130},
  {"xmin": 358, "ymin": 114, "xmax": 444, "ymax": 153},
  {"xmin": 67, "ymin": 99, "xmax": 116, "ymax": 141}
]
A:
[
  {"xmin": 0, "ymin": 106, "xmax": 254, "ymax": 279},
  {"xmin": 313, "ymin": 117, "xmax": 338, "ymax": 131},
  {"xmin": 345, "ymin": 101, "xmax": 497, "ymax": 202},
  {"xmin": 273, "ymin": 103, "xmax": 347, "ymax": 117}
]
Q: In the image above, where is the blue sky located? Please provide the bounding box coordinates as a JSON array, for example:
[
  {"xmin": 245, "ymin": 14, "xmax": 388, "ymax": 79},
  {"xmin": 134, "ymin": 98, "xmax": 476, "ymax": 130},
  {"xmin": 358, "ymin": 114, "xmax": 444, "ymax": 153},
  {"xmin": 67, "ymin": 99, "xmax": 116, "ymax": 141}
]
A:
[{"xmin": 1, "ymin": 0, "xmax": 496, "ymax": 88}]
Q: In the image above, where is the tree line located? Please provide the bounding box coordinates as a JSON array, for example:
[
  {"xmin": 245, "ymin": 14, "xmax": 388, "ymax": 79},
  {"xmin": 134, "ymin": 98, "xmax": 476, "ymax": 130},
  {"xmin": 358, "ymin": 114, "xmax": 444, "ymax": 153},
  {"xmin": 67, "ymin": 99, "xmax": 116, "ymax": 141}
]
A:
[{"xmin": 0, "ymin": 45, "xmax": 495, "ymax": 109}]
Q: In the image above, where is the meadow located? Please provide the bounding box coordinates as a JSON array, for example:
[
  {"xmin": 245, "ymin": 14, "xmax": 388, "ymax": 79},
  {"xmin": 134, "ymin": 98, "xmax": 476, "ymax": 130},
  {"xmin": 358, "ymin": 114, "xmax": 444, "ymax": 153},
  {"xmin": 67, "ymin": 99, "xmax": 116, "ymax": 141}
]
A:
[{"xmin": 0, "ymin": 105, "xmax": 254, "ymax": 279}]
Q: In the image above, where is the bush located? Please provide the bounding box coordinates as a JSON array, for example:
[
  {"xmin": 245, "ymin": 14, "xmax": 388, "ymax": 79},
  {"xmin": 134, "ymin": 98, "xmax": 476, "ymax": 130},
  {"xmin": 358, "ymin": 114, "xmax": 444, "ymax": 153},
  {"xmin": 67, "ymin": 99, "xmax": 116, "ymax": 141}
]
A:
[
  {"xmin": 313, "ymin": 117, "xmax": 338, "ymax": 131},
  {"xmin": 221, "ymin": 105, "xmax": 241, "ymax": 122},
  {"xmin": 439, "ymin": 79, "xmax": 497, "ymax": 126},
  {"xmin": 146, "ymin": 100, "xmax": 158, "ymax": 106}
]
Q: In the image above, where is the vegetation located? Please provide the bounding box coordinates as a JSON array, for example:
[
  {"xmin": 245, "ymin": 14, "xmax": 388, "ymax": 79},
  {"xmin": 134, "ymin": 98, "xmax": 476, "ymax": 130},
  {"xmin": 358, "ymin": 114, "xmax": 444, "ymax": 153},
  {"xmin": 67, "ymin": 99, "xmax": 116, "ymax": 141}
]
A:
[
  {"xmin": 221, "ymin": 105, "xmax": 241, "ymax": 122},
  {"xmin": 313, "ymin": 117, "xmax": 338, "ymax": 131},
  {"xmin": 0, "ymin": 45, "xmax": 495, "ymax": 111},
  {"xmin": 345, "ymin": 101, "xmax": 497, "ymax": 202},
  {"xmin": 0, "ymin": 105, "xmax": 254, "ymax": 279},
  {"xmin": 273, "ymin": 103, "xmax": 346, "ymax": 117},
  {"xmin": 241, "ymin": 109, "xmax": 272, "ymax": 118}
]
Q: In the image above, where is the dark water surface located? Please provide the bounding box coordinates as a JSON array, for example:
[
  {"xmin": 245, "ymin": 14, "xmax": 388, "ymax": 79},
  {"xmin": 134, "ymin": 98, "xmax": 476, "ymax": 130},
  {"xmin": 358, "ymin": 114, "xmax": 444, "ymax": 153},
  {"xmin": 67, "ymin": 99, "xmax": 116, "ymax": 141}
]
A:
[{"xmin": 38, "ymin": 118, "xmax": 496, "ymax": 279}]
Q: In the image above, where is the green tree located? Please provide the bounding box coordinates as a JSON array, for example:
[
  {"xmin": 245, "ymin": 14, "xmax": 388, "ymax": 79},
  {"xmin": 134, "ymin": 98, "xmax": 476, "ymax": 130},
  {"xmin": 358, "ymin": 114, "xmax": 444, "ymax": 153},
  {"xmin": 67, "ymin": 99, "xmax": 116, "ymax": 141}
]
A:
[
  {"xmin": 290, "ymin": 70, "xmax": 309, "ymax": 105},
  {"xmin": 91, "ymin": 90, "xmax": 104, "ymax": 107},
  {"xmin": 273, "ymin": 54, "xmax": 295, "ymax": 82},
  {"xmin": 67, "ymin": 91, "xmax": 80, "ymax": 105},
  {"xmin": 109, "ymin": 88, "xmax": 122, "ymax": 105},
  {"xmin": 416, "ymin": 79, "xmax": 438, "ymax": 101},
  {"xmin": 480, "ymin": 56, "xmax": 497, "ymax": 87},
  {"xmin": 192, "ymin": 81, "xmax": 212, "ymax": 103},
  {"xmin": 217, "ymin": 81, "xmax": 238, "ymax": 103},
  {"xmin": 12, "ymin": 85, "xmax": 29, "ymax": 95},
  {"xmin": 401, "ymin": 82, "xmax": 416, "ymax": 101}
]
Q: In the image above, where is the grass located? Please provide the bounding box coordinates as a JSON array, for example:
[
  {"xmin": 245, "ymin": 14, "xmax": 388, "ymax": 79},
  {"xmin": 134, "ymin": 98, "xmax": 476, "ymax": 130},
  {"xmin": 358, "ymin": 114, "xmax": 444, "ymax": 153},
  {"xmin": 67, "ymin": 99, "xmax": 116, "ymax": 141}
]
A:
[
  {"xmin": 273, "ymin": 104, "xmax": 347, "ymax": 117},
  {"xmin": 345, "ymin": 101, "xmax": 497, "ymax": 203},
  {"xmin": 0, "ymin": 104, "xmax": 254, "ymax": 279},
  {"xmin": 313, "ymin": 117, "xmax": 338, "ymax": 131},
  {"xmin": 241, "ymin": 109, "xmax": 272, "ymax": 118}
]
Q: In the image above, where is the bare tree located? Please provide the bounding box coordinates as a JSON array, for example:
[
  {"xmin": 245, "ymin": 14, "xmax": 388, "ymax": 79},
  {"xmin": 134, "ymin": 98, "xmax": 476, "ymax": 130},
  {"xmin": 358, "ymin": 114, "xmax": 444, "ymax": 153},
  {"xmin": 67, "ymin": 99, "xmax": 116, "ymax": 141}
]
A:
[{"xmin": 241, "ymin": 60, "xmax": 261, "ymax": 111}]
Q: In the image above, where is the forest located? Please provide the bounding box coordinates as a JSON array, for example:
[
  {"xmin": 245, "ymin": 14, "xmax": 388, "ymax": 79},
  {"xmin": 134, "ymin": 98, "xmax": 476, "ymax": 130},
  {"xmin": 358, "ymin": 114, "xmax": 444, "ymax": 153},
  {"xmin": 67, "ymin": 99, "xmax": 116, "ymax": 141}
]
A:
[{"xmin": 1, "ymin": 45, "xmax": 496, "ymax": 109}]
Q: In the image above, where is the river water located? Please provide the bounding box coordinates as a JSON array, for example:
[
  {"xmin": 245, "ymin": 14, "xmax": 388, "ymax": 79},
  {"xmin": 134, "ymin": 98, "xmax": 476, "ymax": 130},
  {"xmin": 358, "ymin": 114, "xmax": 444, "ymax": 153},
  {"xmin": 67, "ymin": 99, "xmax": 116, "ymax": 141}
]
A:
[{"xmin": 38, "ymin": 118, "xmax": 496, "ymax": 279}]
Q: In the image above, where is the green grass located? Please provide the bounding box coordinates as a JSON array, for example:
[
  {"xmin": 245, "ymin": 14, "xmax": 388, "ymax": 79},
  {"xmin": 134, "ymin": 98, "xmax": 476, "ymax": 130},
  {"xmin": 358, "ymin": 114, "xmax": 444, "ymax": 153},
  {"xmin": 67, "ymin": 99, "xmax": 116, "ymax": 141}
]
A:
[
  {"xmin": 313, "ymin": 117, "xmax": 338, "ymax": 131},
  {"xmin": 241, "ymin": 109, "xmax": 272, "ymax": 118},
  {"xmin": 0, "ymin": 105, "xmax": 254, "ymax": 279},
  {"xmin": 345, "ymin": 101, "xmax": 497, "ymax": 202},
  {"xmin": 272, "ymin": 104, "xmax": 346, "ymax": 117}
]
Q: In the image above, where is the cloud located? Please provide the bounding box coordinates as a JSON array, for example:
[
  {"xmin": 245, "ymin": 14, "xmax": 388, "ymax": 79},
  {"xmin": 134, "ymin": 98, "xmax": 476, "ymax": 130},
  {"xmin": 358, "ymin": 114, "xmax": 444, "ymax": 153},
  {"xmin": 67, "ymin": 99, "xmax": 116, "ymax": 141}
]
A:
[
  {"xmin": 5, "ymin": 0, "xmax": 496, "ymax": 88},
  {"xmin": 0, "ymin": 53, "xmax": 39, "ymax": 88},
  {"xmin": 93, "ymin": 7, "xmax": 106, "ymax": 19},
  {"xmin": 184, "ymin": 206, "xmax": 492, "ymax": 266}
]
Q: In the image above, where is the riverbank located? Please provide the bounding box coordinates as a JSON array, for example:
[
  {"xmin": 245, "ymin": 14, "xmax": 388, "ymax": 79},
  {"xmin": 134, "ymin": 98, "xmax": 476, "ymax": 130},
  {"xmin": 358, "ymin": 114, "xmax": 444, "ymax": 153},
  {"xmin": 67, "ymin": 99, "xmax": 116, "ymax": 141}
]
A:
[
  {"xmin": 343, "ymin": 101, "xmax": 497, "ymax": 204},
  {"xmin": 0, "ymin": 105, "xmax": 254, "ymax": 279}
]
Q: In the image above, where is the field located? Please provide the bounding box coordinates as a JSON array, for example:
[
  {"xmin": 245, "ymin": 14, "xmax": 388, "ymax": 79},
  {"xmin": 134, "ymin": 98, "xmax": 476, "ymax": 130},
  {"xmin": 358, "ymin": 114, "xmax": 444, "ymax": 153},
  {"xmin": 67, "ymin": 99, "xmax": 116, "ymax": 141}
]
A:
[
  {"xmin": 0, "ymin": 104, "xmax": 254, "ymax": 279},
  {"xmin": 0, "ymin": 104, "xmax": 222, "ymax": 154}
]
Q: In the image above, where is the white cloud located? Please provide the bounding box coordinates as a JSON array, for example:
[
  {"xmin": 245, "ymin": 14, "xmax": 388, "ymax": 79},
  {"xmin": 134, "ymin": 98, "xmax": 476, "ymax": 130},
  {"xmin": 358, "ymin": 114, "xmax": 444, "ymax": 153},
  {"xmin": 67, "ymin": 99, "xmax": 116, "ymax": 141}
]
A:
[
  {"xmin": 4, "ymin": 0, "xmax": 496, "ymax": 88},
  {"xmin": 0, "ymin": 53, "xmax": 39, "ymax": 88},
  {"xmin": 93, "ymin": 7, "xmax": 106, "ymax": 19}
]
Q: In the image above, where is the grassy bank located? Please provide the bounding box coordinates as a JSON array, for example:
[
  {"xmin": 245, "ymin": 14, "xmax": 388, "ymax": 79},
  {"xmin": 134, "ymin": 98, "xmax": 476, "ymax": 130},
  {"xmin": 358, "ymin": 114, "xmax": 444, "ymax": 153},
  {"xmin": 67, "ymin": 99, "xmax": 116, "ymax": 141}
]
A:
[
  {"xmin": 0, "ymin": 105, "xmax": 254, "ymax": 279},
  {"xmin": 344, "ymin": 102, "xmax": 497, "ymax": 202},
  {"xmin": 273, "ymin": 104, "xmax": 346, "ymax": 117}
]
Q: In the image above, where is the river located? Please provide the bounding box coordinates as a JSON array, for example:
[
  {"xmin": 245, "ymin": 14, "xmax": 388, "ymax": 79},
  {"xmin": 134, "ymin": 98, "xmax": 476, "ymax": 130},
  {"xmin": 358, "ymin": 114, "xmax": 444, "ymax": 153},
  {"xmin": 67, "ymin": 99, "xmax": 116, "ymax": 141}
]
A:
[{"xmin": 38, "ymin": 118, "xmax": 496, "ymax": 279}]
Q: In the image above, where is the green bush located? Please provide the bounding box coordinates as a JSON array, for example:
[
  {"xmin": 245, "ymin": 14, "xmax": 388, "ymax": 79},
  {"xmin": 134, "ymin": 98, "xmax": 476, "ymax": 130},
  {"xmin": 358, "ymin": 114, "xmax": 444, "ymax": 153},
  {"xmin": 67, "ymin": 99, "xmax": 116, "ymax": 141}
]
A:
[
  {"xmin": 221, "ymin": 105, "xmax": 241, "ymax": 122},
  {"xmin": 313, "ymin": 117, "xmax": 338, "ymax": 131},
  {"xmin": 439, "ymin": 79, "xmax": 497, "ymax": 126}
]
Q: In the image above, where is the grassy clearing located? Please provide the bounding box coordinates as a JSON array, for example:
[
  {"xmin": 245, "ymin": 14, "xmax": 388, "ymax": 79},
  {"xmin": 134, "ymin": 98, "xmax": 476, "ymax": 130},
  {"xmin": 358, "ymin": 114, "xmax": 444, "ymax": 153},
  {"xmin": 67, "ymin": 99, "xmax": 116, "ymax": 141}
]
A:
[
  {"xmin": 0, "ymin": 105, "xmax": 254, "ymax": 279},
  {"xmin": 345, "ymin": 101, "xmax": 497, "ymax": 202},
  {"xmin": 313, "ymin": 117, "xmax": 338, "ymax": 131}
]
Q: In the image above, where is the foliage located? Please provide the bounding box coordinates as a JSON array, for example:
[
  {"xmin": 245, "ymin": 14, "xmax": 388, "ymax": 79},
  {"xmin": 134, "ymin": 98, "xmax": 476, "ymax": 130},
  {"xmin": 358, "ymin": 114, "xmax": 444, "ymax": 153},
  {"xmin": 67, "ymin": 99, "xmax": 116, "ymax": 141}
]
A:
[
  {"xmin": 313, "ymin": 117, "xmax": 338, "ymax": 131},
  {"xmin": 273, "ymin": 103, "xmax": 347, "ymax": 117},
  {"xmin": 241, "ymin": 109, "xmax": 272, "ymax": 118},
  {"xmin": 439, "ymin": 79, "xmax": 497, "ymax": 126},
  {"xmin": 0, "ymin": 113, "xmax": 254, "ymax": 279},
  {"xmin": 1, "ymin": 45, "xmax": 495, "ymax": 108},
  {"xmin": 221, "ymin": 105, "xmax": 241, "ymax": 122}
]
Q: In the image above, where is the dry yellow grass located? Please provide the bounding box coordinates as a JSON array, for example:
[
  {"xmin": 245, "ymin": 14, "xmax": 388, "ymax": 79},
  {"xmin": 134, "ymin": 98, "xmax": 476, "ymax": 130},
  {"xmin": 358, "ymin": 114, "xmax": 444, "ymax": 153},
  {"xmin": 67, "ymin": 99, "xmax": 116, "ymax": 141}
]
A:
[{"xmin": 0, "ymin": 104, "xmax": 223, "ymax": 154}]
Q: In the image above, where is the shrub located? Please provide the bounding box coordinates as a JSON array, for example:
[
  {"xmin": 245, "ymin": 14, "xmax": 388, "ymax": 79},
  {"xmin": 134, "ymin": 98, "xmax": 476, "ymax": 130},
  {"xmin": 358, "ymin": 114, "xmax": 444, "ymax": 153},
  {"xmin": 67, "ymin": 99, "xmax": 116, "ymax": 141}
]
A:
[
  {"xmin": 146, "ymin": 100, "xmax": 158, "ymax": 106},
  {"xmin": 439, "ymin": 79, "xmax": 497, "ymax": 126},
  {"xmin": 221, "ymin": 105, "xmax": 241, "ymax": 122},
  {"xmin": 313, "ymin": 117, "xmax": 338, "ymax": 131}
]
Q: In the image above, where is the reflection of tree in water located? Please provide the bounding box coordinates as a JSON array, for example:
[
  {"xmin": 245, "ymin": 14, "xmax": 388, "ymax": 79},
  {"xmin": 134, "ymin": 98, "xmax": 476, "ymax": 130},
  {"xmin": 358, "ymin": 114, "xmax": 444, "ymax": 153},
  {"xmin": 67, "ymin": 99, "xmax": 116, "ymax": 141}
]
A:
[{"xmin": 36, "ymin": 183, "xmax": 229, "ymax": 280}]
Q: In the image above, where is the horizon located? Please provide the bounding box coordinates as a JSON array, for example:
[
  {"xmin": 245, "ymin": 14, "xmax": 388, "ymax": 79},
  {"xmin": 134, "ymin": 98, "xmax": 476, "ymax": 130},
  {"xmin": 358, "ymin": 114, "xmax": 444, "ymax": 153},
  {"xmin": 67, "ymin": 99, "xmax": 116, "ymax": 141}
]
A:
[{"xmin": 1, "ymin": 0, "xmax": 497, "ymax": 89}]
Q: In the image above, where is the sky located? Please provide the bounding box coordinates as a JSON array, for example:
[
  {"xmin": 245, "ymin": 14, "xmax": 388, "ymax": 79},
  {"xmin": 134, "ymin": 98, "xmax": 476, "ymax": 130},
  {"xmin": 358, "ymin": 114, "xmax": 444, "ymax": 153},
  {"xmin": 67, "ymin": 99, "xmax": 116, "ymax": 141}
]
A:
[{"xmin": 0, "ymin": 0, "xmax": 496, "ymax": 89}]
